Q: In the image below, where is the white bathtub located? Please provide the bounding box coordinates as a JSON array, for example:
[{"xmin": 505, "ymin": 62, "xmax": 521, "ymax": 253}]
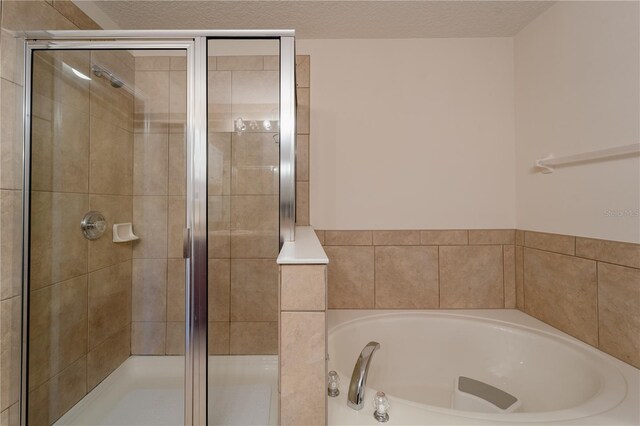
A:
[{"xmin": 328, "ymin": 310, "xmax": 640, "ymax": 425}]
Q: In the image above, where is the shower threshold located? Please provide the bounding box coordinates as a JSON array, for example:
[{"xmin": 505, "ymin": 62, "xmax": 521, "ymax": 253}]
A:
[{"xmin": 54, "ymin": 355, "xmax": 278, "ymax": 426}]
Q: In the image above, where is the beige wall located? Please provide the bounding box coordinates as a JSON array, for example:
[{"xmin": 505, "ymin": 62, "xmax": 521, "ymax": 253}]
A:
[
  {"xmin": 515, "ymin": 1, "xmax": 640, "ymax": 244},
  {"xmin": 297, "ymin": 38, "xmax": 516, "ymax": 230}
]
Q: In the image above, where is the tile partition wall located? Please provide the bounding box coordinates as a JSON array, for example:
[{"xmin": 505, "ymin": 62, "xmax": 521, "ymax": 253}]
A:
[
  {"xmin": 318, "ymin": 228, "xmax": 640, "ymax": 369},
  {"xmin": 279, "ymin": 264, "xmax": 327, "ymax": 426},
  {"xmin": 0, "ymin": 1, "xmax": 103, "ymax": 424}
]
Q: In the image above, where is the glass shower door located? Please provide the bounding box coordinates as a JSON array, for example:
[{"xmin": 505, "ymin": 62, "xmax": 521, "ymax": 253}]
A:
[
  {"xmin": 205, "ymin": 38, "xmax": 281, "ymax": 426},
  {"xmin": 25, "ymin": 45, "xmax": 189, "ymax": 426}
]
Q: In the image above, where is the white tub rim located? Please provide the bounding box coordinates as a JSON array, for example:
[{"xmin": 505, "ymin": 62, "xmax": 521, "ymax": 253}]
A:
[{"xmin": 328, "ymin": 310, "xmax": 629, "ymax": 423}]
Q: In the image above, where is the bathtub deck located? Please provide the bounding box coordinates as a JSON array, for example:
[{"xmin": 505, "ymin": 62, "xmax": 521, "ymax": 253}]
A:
[{"xmin": 54, "ymin": 355, "xmax": 278, "ymax": 426}]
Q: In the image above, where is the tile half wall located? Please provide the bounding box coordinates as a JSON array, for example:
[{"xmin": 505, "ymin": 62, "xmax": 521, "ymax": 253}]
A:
[{"xmin": 318, "ymin": 229, "xmax": 640, "ymax": 369}]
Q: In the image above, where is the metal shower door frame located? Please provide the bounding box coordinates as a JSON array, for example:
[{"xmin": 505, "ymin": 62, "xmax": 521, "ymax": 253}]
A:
[{"xmin": 20, "ymin": 30, "xmax": 296, "ymax": 426}]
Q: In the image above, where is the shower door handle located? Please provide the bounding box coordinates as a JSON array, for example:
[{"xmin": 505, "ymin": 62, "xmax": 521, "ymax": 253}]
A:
[{"xmin": 183, "ymin": 228, "xmax": 191, "ymax": 259}]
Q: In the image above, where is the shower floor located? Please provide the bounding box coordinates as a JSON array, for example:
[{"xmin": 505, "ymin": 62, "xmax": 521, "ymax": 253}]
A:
[{"xmin": 54, "ymin": 355, "xmax": 278, "ymax": 426}]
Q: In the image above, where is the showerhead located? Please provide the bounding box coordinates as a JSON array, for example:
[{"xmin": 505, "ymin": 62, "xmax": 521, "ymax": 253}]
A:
[
  {"xmin": 110, "ymin": 78, "xmax": 124, "ymax": 88},
  {"xmin": 92, "ymin": 65, "xmax": 124, "ymax": 89}
]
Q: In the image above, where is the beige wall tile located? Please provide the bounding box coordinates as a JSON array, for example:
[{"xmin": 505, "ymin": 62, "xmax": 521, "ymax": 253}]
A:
[
  {"xmin": 208, "ymin": 196, "xmax": 230, "ymax": 258},
  {"xmin": 515, "ymin": 245, "xmax": 524, "ymax": 310},
  {"xmin": 166, "ymin": 322, "xmax": 185, "ymax": 355},
  {"xmin": 0, "ymin": 296, "xmax": 21, "ymax": 411},
  {"xmin": 32, "ymin": 50, "xmax": 91, "ymax": 109},
  {"xmin": 231, "ymin": 71, "xmax": 279, "ymax": 122},
  {"xmin": 515, "ymin": 229, "xmax": 525, "ymax": 246},
  {"xmin": 208, "ymin": 72, "xmax": 232, "ymax": 132},
  {"xmin": 1, "ymin": 1, "xmax": 79, "ymax": 31},
  {"xmin": 230, "ymin": 259, "xmax": 278, "ymax": 321},
  {"xmin": 314, "ymin": 230, "xmax": 325, "ymax": 245},
  {"xmin": 281, "ymin": 265, "xmax": 326, "ymax": 311},
  {"xmin": 325, "ymin": 246, "xmax": 374, "ymax": 308},
  {"xmin": 208, "ymin": 259, "xmax": 230, "ymax": 322},
  {"xmin": 169, "ymin": 71, "xmax": 186, "ymax": 133},
  {"xmin": 170, "ymin": 56, "xmax": 186, "ymax": 71},
  {"xmin": 168, "ymin": 133, "xmax": 186, "ymax": 196},
  {"xmin": 135, "ymin": 56, "xmax": 170, "ymax": 71},
  {"xmin": 29, "ymin": 276, "xmax": 87, "ymax": 390},
  {"xmin": 168, "ymin": 196, "xmax": 186, "ymax": 258},
  {"xmin": 230, "ymin": 195, "xmax": 279, "ymax": 258},
  {"xmin": 597, "ymin": 263, "xmax": 640, "ymax": 368},
  {"xmin": 324, "ymin": 231, "xmax": 372, "ymax": 246},
  {"xmin": 87, "ymin": 325, "xmax": 130, "ymax": 390},
  {"xmin": 524, "ymin": 248, "xmax": 598, "ymax": 345},
  {"xmin": 231, "ymin": 133, "xmax": 279, "ymax": 195},
  {"xmin": 0, "ymin": 190, "xmax": 22, "ymax": 300},
  {"xmin": 30, "ymin": 192, "xmax": 88, "ymax": 289},
  {"xmin": 296, "ymin": 181, "xmax": 310, "ymax": 226},
  {"xmin": 296, "ymin": 134, "xmax": 309, "ymax": 181},
  {"xmin": 295, "ymin": 55, "xmax": 310, "ymax": 88},
  {"xmin": 503, "ymin": 245, "xmax": 516, "ymax": 308},
  {"xmin": 280, "ymin": 312, "xmax": 325, "ymax": 426},
  {"xmin": 575, "ymin": 237, "xmax": 640, "ymax": 269},
  {"xmin": 133, "ymin": 133, "xmax": 168, "ymax": 195},
  {"xmin": 297, "ymin": 88, "xmax": 310, "ymax": 134},
  {"xmin": 88, "ymin": 261, "xmax": 131, "ymax": 349},
  {"xmin": 263, "ymin": 56, "xmax": 279, "ymax": 71},
  {"xmin": 89, "ymin": 70, "xmax": 134, "ymax": 133},
  {"xmin": 31, "ymin": 102, "xmax": 90, "ymax": 193},
  {"xmin": 372, "ymin": 230, "xmax": 420, "ymax": 245},
  {"xmin": 131, "ymin": 322, "xmax": 165, "ymax": 355},
  {"xmin": 50, "ymin": 0, "xmax": 101, "ymax": 30},
  {"xmin": 1, "ymin": 29, "xmax": 25, "ymax": 85},
  {"xmin": 469, "ymin": 229, "xmax": 515, "ymax": 245},
  {"xmin": 0, "ymin": 80, "xmax": 23, "ymax": 190},
  {"xmin": 208, "ymin": 322, "xmax": 230, "ymax": 355},
  {"xmin": 28, "ymin": 356, "xmax": 86, "ymax": 426},
  {"xmin": 208, "ymin": 132, "xmax": 231, "ymax": 195},
  {"xmin": 440, "ymin": 245, "xmax": 504, "ymax": 308},
  {"xmin": 134, "ymin": 71, "xmax": 169, "ymax": 132},
  {"xmin": 167, "ymin": 259, "xmax": 186, "ymax": 322},
  {"xmin": 524, "ymin": 231, "xmax": 575, "ymax": 255},
  {"xmin": 132, "ymin": 259, "xmax": 167, "ymax": 322},
  {"xmin": 216, "ymin": 56, "xmax": 263, "ymax": 71},
  {"xmin": 132, "ymin": 196, "xmax": 168, "ymax": 259},
  {"xmin": 89, "ymin": 117, "xmax": 133, "ymax": 195},
  {"xmin": 375, "ymin": 246, "xmax": 438, "ymax": 308},
  {"xmin": 88, "ymin": 195, "xmax": 133, "ymax": 272},
  {"xmin": 420, "ymin": 230, "xmax": 468, "ymax": 245},
  {"xmin": 0, "ymin": 402, "xmax": 20, "ymax": 426},
  {"xmin": 230, "ymin": 322, "xmax": 278, "ymax": 355}
]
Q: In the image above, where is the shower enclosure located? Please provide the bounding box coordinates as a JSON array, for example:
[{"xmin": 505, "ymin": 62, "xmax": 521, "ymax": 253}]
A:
[{"xmin": 21, "ymin": 31, "xmax": 296, "ymax": 426}]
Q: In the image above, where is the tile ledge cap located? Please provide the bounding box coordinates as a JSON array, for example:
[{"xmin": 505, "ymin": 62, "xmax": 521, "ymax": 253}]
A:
[{"xmin": 277, "ymin": 226, "xmax": 329, "ymax": 265}]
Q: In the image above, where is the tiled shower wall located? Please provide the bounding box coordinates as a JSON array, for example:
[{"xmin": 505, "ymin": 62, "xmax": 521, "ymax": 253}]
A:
[
  {"xmin": 130, "ymin": 54, "xmax": 311, "ymax": 356},
  {"xmin": 28, "ymin": 49, "xmax": 134, "ymax": 426},
  {"xmin": 0, "ymin": 2, "xmax": 102, "ymax": 425}
]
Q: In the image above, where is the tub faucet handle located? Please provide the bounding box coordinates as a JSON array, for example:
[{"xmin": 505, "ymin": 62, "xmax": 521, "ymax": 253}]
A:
[
  {"xmin": 328, "ymin": 371, "xmax": 340, "ymax": 397},
  {"xmin": 373, "ymin": 391, "xmax": 390, "ymax": 422}
]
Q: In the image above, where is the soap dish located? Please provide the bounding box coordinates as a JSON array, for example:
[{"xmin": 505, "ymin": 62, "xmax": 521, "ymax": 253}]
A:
[{"xmin": 113, "ymin": 223, "xmax": 139, "ymax": 243}]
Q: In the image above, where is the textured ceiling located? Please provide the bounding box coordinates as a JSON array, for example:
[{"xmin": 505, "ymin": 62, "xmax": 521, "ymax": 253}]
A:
[{"xmin": 80, "ymin": 1, "xmax": 555, "ymax": 38}]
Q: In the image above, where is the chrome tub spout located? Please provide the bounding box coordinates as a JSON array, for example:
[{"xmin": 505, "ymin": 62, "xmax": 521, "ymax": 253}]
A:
[{"xmin": 347, "ymin": 341, "xmax": 381, "ymax": 410}]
